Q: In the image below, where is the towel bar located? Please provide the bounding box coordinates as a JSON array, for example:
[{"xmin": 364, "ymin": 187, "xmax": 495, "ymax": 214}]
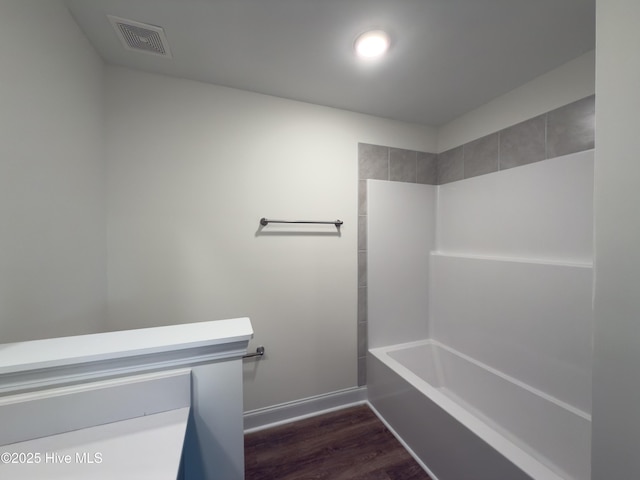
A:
[
  {"xmin": 260, "ymin": 218, "xmax": 343, "ymax": 227},
  {"xmin": 243, "ymin": 346, "xmax": 265, "ymax": 359}
]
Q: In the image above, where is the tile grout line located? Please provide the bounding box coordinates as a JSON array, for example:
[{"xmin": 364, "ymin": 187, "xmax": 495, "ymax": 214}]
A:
[
  {"xmin": 497, "ymin": 131, "xmax": 501, "ymax": 171},
  {"xmin": 544, "ymin": 112, "xmax": 549, "ymax": 160},
  {"xmin": 462, "ymin": 143, "xmax": 465, "ymax": 180}
]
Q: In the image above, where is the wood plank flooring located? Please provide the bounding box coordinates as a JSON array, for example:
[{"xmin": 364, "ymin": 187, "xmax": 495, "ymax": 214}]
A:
[{"xmin": 245, "ymin": 404, "xmax": 432, "ymax": 480}]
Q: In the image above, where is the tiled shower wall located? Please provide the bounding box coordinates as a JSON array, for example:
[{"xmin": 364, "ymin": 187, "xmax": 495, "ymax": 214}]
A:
[{"xmin": 357, "ymin": 94, "xmax": 595, "ymax": 385}]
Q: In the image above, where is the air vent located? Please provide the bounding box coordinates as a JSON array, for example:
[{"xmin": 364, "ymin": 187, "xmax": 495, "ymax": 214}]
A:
[{"xmin": 108, "ymin": 15, "xmax": 172, "ymax": 58}]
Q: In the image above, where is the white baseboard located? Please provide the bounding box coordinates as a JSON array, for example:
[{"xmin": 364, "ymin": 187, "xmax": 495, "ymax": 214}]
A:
[
  {"xmin": 367, "ymin": 401, "xmax": 440, "ymax": 480},
  {"xmin": 243, "ymin": 386, "xmax": 368, "ymax": 433}
]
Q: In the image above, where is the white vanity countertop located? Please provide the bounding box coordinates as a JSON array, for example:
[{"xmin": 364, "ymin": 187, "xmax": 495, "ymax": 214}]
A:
[
  {"xmin": 0, "ymin": 407, "xmax": 190, "ymax": 480},
  {"xmin": 0, "ymin": 317, "xmax": 253, "ymax": 375}
]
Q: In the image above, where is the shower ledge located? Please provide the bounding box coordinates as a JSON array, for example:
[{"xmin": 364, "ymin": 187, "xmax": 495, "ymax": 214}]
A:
[{"xmin": 430, "ymin": 251, "xmax": 593, "ymax": 268}]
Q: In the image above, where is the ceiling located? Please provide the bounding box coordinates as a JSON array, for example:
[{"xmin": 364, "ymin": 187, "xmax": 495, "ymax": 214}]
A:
[{"xmin": 65, "ymin": 0, "xmax": 595, "ymax": 127}]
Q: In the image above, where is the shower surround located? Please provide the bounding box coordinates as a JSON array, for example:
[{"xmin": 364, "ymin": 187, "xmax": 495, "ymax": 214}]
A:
[
  {"xmin": 357, "ymin": 95, "xmax": 595, "ymax": 387},
  {"xmin": 366, "ymin": 150, "xmax": 594, "ymax": 479}
]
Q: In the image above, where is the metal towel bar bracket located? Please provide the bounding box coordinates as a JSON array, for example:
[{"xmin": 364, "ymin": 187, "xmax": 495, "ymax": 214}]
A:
[
  {"xmin": 243, "ymin": 345, "xmax": 265, "ymax": 359},
  {"xmin": 260, "ymin": 218, "xmax": 343, "ymax": 227}
]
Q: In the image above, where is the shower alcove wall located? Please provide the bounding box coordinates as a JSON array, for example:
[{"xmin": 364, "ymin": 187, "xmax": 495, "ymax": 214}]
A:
[
  {"xmin": 367, "ymin": 151, "xmax": 593, "ymax": 480},
  {"xmin": 363, "ymin": 131, "xmax": 594, "ymax": 477}
]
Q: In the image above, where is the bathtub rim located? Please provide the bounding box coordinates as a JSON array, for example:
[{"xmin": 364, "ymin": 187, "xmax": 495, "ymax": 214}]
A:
[
  {"xmin": 369, "ymin": 339, "xmax": 576, "ymax": 480},
  {"xmin": 382, "ymin": 339, "xmax": 590, "ymax": 421}
]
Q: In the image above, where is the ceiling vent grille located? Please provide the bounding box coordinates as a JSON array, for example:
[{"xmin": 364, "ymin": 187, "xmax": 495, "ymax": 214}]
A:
[{"xmin": 108, "ymin": 15, "xmax": 172, "ymax": 58}]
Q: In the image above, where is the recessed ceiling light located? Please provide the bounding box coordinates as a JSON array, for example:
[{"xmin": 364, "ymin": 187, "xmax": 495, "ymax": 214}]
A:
[{"xmin": 354, "ymin": 30, "xmax": 390, "ymax": 59}]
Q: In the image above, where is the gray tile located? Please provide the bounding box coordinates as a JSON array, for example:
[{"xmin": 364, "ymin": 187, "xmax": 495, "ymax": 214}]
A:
[
  {"xmin": 358, "ymin": 215, "xmax": 367, "ymax": 251},
  {"xmin": 417, "ymin": 152, "xmax": 437, "ymax": 185},
  {"xmin": 358, "ymin": 251, "xmax": 367, "ymax": 287},
  {"xmin": 358, "ymin": 180, "xmax": 367, "ymax": 216},
  {"xmin": 464, "ymin": 133, "xmax": 499, "ymax": 179},
  {"xmin": 389, "ymin": 148, "xmax": 417, "ymax": 182},
  {"xmin": 358, "ymin": 322, "xmax": 368, "ymax": 357},
  {"xmin": 437, "ymin": 146, "xmax": 464, "ymax": 184},
  {"xmin": 358, "ymin": 143, "xmax": 388, "ymax": 180},
  {"xmin": 499, "ymin": 115, "xmax": 546, "ymax": 170},
  {"xmin": 547, "ymin": 95, "xmax": 595, "ymax": 158},
  {"xmin": 358, "ymin": 287, "xmax": 367, "ymax": 323},
  {"xmin": 358, "ymin": 356, "xmax": 367, "ymax": 386}
]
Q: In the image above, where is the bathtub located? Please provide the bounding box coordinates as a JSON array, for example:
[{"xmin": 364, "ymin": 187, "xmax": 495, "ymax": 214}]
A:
[{"xmin": 368, "ymin": 339, "xmax": 591, "ymax": 480}]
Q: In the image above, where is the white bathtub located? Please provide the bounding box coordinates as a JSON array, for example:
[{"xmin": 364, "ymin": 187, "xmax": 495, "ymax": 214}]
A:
[{"xmin": 368, "ymin": 340, "xmax": 591, "ymax": 480}]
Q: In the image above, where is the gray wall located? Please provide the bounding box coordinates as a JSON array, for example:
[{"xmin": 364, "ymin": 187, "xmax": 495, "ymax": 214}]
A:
[
  {"xmin": 104, "ymin": 66, "xmax": 436, "ymax": 412},
  {"xmin": 591, "ymin": 0, "xmax": 640, "ymax": 477},
  {"xmin": 0, "ymin": 1, "xmax": 437, "ymax": 413},
  {"xmin": 0, "ymin": 0, "xmax": 107, "ymax": 342},
  {"xmin": 438, "ymin": 51, "xmax": 595, "ymax": 152}
]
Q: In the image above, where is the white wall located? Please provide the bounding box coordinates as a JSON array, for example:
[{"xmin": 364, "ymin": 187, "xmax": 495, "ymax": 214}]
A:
[
  {"xmin": 0, "ymin": 0, "xmax": 107, "ymax": 342},
  {"xmin": 104, "ymin": 66, "xmax": 436, "ymax": 411},
  {"xmin": 436, "ymin": 150, "xmax": 594, "ymax": 265},
  {"xmin": 433, "ymin": 152, "xmax": 594, "ymax": 414},
  {"xmin": 591, "ymin": 0, "xmax": 640, "ymax": 477},
  {"xmin": 431, "ymin": 254, "xmax": 593, "ymax": 414},
  {"xmin": 367, "ymin": 152, "xmax": 594, "ymax": 415},
  {"xmin": 367, "ymin": 181, "xmax": 436, "ymax": 348},
  {"xmin": 437, "ymin": 50, "xmax": 595, "ymax": 152}
]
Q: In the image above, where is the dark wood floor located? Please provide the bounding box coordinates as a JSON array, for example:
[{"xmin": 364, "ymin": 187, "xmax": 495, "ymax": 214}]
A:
[{"xmin": 245, "ymin": 404, "xmax": 432, "ymax": 480}]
